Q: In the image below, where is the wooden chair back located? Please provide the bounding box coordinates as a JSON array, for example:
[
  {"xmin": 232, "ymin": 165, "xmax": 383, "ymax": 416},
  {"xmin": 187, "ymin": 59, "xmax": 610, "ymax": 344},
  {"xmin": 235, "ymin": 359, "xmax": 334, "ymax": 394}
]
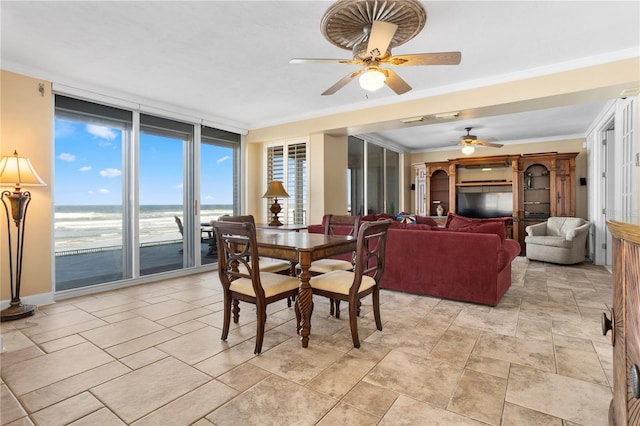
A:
[
  {"xmin": 352, "ymin": 219, "xmax": 393, "ymax": 291},
  {"xmin": 212, "ymin": 220, "xmax": 265, "ymax": 299},
  {"xmin": 325, "ymin": 214, "xmax": 361, "ymax": 238}
]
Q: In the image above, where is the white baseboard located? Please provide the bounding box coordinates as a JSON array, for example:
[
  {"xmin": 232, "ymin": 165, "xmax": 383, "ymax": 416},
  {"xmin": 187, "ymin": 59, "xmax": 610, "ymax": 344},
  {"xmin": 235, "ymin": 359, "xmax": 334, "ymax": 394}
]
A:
[{"xmin": 1, "ymin": 292, "xmax": 56, "ymax": 311}]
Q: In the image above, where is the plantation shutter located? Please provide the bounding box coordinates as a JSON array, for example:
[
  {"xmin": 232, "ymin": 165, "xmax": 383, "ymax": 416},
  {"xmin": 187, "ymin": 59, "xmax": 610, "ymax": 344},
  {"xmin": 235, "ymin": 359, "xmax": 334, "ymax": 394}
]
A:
[
  {"xmin": 266, "ymin": 141, "xmax": 307, "ymax": 225},
  {"xmin": 287, "ymin": 143, "xmax": 307, "ymax": 224}
]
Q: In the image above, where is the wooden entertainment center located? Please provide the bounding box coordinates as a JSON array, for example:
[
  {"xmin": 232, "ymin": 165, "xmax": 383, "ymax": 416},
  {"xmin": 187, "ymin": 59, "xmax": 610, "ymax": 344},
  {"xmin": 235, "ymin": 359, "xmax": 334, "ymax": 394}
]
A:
[{"xmin": 413, "ymin": 152, "xmax": 578, "ymax": 254}]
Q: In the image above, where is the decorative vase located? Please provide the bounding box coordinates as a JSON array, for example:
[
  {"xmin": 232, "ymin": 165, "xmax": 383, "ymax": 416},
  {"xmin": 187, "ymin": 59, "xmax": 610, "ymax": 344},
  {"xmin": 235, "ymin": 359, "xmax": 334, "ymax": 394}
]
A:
[{"xmin": 436, "ymin": 204, "xmax": 444, "ymax": 217}]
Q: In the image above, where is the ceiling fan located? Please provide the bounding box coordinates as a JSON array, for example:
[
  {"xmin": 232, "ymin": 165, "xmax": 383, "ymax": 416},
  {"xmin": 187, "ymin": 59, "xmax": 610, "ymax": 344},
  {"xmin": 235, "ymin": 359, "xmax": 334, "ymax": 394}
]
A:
[
  {"xmin": 290, "ymin": 0, "xmax": 461, "ymax": 96},
  {"xmin": 459, "ymin": 127, "xmax": 503, "ymax": 155}
]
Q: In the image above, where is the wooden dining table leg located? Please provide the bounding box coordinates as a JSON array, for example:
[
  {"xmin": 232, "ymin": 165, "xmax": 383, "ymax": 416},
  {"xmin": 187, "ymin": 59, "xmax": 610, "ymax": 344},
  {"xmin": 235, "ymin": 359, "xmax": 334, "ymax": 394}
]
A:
[{"xmin": 296, "ymin": 250, "xmax": 313, "ymax": 348}]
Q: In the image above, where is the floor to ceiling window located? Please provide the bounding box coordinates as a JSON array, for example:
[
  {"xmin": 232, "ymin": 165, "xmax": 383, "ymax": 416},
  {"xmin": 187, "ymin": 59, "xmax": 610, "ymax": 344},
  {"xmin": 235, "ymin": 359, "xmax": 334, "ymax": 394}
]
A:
[{"xmin": 54, "ymin": 95, "xmax": 241, "ymax": 292}]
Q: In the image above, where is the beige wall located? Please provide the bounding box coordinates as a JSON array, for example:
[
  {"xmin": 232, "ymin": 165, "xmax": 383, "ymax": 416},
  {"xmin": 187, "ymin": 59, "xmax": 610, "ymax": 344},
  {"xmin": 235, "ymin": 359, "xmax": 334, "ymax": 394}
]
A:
[{"xmin": 1, "ymin": 70, "xmax": 53, "ymax": 300}]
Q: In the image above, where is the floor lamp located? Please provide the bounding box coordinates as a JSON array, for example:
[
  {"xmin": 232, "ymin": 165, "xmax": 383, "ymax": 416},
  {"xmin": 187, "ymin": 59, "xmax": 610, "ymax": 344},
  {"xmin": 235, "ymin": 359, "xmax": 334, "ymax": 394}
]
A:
[
  {"xmin": 0, "ymin": 151, "xmax": 46, "ymax": 322},
  {"xmin": 262, "ymin": 181, "xmax": 290, "ymax": 226}
]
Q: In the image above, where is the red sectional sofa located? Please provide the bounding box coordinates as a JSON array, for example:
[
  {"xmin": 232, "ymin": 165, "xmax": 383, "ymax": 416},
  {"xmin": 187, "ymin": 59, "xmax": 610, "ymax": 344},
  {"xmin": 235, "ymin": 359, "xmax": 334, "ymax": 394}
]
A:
[{"xmin": 308, "ymin": 213, "xmax": 521, "ymax": 306}]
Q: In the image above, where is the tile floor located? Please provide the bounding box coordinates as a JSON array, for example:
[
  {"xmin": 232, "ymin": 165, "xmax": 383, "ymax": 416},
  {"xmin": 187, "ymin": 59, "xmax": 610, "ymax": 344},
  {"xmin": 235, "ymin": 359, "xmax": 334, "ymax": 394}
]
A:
[{"xmin": 1, "ymin": 257, "xmax": 614, "ymax": 425}]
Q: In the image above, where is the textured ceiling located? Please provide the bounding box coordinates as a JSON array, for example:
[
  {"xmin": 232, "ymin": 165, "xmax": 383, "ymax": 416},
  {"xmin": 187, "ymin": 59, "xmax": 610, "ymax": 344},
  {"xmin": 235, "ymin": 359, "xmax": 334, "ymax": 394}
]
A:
[{"xmin": 1, "ymin": 1, "xmax": 638, "ymax": 152}]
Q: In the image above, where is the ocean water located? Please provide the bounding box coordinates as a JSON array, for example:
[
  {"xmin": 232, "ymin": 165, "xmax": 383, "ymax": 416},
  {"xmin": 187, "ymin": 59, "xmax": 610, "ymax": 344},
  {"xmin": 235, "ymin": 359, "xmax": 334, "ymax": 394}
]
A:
[{"xmin": 55, "ymin": 205, "xmax": 233, "ymax": 252}]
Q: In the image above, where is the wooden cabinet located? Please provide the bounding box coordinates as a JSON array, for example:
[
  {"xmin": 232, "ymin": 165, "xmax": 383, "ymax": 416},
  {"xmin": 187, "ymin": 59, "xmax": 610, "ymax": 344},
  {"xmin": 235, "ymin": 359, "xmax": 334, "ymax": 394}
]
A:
[
  {"xmin": 604, "ymin": 220, "xmax": 640, "ymax": 426},
  {"xmin": 426, "ymin": 162, "xmax": 452, "ymax": 217},
  {"xmin": 515, "ymin": 152, "xmax": 578, "ymax": 254}
]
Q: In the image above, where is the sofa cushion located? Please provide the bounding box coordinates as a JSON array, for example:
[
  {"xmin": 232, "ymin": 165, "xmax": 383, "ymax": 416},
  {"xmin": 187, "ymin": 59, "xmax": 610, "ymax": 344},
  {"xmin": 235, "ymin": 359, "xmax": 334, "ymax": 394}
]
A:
[
  {"xmin": 445, "ymin": 212, "xmax": 475, "ymax": 228},
  {"xmin": 525, "ymin": 235, "xmax": 573, "ymax": 248}
]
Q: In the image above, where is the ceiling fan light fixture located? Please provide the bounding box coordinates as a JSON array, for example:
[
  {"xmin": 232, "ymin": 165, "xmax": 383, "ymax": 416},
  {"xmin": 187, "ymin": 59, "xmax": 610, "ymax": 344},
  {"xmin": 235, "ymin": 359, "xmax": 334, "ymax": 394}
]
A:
[
  {"xmin": 359, "ymin": 68, "xmax": 386, "ymax": 92},
  {"xmin": 461, "ymin": 145, "xmax": 475, "ymax": 155}
]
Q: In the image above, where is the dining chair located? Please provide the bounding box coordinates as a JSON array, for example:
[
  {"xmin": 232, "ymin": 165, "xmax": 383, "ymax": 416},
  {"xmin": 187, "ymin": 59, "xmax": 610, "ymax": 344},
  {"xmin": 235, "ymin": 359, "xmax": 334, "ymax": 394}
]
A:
[
  {"xmin": 309, "ymin": 219, "xmax": 392, "ymax": 348},
  {"xmin": 212, "ymin": 219, "xmax": 301, "ymax": 354},
  {"xmin": 218, "ymin": 215, "xmax": 292, "ymax": 275},
  {"xmin": 301, "ymin": 214, "xmax": 361, "ymax": 316}
]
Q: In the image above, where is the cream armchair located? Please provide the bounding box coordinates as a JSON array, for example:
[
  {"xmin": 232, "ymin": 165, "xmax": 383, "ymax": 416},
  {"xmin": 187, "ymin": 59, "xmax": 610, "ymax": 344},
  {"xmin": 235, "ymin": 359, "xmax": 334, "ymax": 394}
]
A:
[{"xmin": 525, "ymin": 217, "xmax": 590, "ymax": 264}]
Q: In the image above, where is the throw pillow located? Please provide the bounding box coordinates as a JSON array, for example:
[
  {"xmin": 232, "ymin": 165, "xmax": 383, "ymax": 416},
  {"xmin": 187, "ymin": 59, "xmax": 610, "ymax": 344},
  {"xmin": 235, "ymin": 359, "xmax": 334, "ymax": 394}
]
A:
[
  {"xmin": 415, "ymin": 215, "xmax": 438, "ymax": 226},
  {"xmin": 396, "ymin": 213, "xmax": 417, "ymax": 224},
  {"xmin": 467, "ymin": 221, "xmax": 506, "ymax": 240},
  {"xmin": 445, "ymin": 212, "xmax": 475, "ymax": 229}
]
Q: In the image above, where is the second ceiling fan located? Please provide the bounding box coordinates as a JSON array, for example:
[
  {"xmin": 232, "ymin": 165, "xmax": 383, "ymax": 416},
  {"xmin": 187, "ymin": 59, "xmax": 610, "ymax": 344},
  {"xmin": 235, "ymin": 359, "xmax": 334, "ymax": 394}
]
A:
[
  {"xmin": 290, "ymin": 0, "xmax": 462, "ymax": 95},
  {"xmin": 459, "ymin": 127, "xmax": 503, "ymax": 155}
]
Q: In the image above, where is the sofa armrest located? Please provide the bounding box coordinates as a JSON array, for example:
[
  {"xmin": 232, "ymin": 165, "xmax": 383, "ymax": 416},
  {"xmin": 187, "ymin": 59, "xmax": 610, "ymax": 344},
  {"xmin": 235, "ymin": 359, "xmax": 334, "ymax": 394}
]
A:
[
  {"xmin": 526, "ymin": 222, "xmax": 547, "ymax": 236},
  {"xmin": 566, "ymin": 222, "xmax": 590, "ymax": 241}
]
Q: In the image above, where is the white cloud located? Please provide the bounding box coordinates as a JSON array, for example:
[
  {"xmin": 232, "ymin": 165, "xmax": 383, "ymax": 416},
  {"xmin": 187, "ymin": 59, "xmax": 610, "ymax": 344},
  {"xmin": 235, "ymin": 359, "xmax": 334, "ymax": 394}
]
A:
[
  {"xmin": 175, "ymin": 183, "xmax": 184, "ymax": 190},
  {"xmin": 58, "ymin": 152, "xmax": 76, "ymax": 162},
  {"xmin": 99, "ymin": 168, "xmax": 121, "ymax": 178},
  {"xmin": 86, "ymin": 124, "xmax": 117, "ymax": 140},
  {"xmin": 98, "ymin": 189, "xmax": 110, "ymax": 194},
  {"xmin": 216, "ymin": 155, "xmax": 231, "ymax": 164},
  {"xmin": 79, "ymin": 166, "xmax": 92, "ymax": 172},
  {"xmin": 204, "ymin": 194, "xmax": 214, "ymax": 200}
]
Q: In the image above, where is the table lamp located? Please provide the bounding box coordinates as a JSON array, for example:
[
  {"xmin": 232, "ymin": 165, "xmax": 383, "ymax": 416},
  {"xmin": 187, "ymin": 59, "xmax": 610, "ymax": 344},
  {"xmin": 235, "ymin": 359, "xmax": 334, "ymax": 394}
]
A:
[
  {"xmin": 0, "ymin": 150, "xmax": 46, "ymax": 321},
  {"xmin": 262, "ymin": 181, "xmax": 290, "ymax": 226}
]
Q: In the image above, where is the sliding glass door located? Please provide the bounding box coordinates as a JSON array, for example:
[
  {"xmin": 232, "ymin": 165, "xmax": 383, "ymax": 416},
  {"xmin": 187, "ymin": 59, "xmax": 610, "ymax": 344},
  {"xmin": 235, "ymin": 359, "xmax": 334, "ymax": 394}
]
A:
[
  {"xmin": 54, "ymin": 96, "xmax": 131, "ymax": 290},
  {"xmin": 139, "ymin": 114, "xmax": 191, "ymax": 276},
  {"xmin": 54, "ymin": 95, "xmax": 242, "ymax": 292}
]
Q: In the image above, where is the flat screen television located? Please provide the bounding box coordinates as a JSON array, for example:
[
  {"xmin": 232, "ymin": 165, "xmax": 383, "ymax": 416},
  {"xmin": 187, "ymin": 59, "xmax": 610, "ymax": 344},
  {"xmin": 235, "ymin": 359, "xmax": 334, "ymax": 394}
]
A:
[{"xmin": 457, "ymin": 192, "xmax": 513, "ymax": 218}]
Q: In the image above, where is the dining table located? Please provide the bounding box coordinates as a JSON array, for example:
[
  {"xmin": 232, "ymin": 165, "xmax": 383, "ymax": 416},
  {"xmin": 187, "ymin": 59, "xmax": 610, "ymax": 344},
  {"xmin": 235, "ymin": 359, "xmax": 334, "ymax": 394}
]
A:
[{"xmin": 254, "ymin": 229, "xmax": 356, "ymax": 348}]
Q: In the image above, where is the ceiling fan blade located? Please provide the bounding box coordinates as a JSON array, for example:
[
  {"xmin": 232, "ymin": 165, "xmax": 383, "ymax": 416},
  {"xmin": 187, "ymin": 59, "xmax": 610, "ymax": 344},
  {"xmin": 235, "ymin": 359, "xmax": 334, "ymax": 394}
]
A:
[
  {"xmin": 383, "ymin": 69, "xmax": 411, "ymax": 95},
  {"xmin": 366, "ymin": 21, "xmax": 398, "ymax": 59},
  {"xmin": 290, "ymin": 58, "xmax": 361, "ymax": 65},
  {"xmin": 475, "ymin": 140, "xmax": 504, "ymax": 148},
  {"xmin": 384, "ymin": 52, "xmax": 462, "ymax": 66},
  {"xmin": 321, "ymin": 69, "xmax": 363, "ymax": 96}
]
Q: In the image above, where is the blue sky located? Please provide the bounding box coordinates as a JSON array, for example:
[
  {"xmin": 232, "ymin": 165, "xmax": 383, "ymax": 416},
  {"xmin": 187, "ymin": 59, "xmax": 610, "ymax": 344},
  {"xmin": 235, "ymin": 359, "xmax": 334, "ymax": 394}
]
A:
[{"xmin": 54, "ymin": 119, "xmax": 234, "ymax": 205}]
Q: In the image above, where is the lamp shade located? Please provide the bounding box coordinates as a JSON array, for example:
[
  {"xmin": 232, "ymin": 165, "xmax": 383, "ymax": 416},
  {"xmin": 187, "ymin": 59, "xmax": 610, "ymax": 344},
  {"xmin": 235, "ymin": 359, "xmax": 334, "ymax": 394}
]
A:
[
  {"xmin": 0, "ymin": 151, "xmax": 46, "ymax": 187},
  {"xmin": 359, "ymin": 68, "xmax": 386, "ymax": 92},
  {"xmin": 262, "ymin": 181, "xmax": 290, "ymax": 199}
]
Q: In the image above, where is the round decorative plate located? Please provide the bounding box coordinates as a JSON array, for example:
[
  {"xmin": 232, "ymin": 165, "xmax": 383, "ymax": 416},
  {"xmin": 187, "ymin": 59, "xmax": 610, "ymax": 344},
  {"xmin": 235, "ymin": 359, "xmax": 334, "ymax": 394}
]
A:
[{"xmin": 320, "ymin": 0, "xmax": 427, "ymax": 51}]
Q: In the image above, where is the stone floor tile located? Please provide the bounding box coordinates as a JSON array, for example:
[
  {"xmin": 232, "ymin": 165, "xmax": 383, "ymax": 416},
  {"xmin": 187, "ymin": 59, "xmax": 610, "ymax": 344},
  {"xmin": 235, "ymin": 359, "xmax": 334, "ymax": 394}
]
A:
[
  {"xmin": 341, "ymin": 381, "xmax": 398, "ymax": 418},
  {"xmin": 20, "ymin": 361, "xmax": 130, "ymax": 413},
  {"xmin": 473, "ymin": 333, "xmax": 555, "ymax": 372},
  {"xmin": 448, "ymin": 369, "xmax": 507, "ymax": 425},
  {"xmin": 364, "ymin": 350, "xmax": 462, "ymax": 408},
  {"xmin": 1, "ymin": 382, "xmax": 27, "ymax": 424},
  {"xmin": 501, "ymin": 402, "xmax": 563, "ymax": 426},
  {"xmin": 80, "ymin": 317, "xmax": 164, "ymax": 349},
  {"xmin": 217, "ymin": 363, "xmax": 270, "ymax": 392},
  {"xmin": 119, "ymin": 347, "xmax": 168, "ymax": 370},
  {"xmin": 2, "ymin": 342, "xmax": 114, "ymax": 396},
  {"xmin": 91, "ymin": 357, "xmax": 210, "ymax": 423},
  {"xmin": 429, "ymin": 331, "xmax": 477, "ymax": 367},
  {"xmin": 249, "ymin": 338, "xmax": 344, "ymax": 385},
  {"xmin": 316, "ymin": 402, "xmax": 380, "ymax": 426},
  {"xmin": 132, "ymin": 379, "xmax": 237, "ymax": 426},
  {"xmin": 30, "ymin": 392, "xmax": 103, "ymax": 426},
  {"xmin": 379, "ymin": 395, "xmax": 485, "ymax": 425},
  {"xmin": 68, "ymin": 407, "xmax": 126, "ymax": 425},
  {"xmin": 307, "ymin": 353, "xmax": 377, "ymax": 399},
  {"xmin": 506, "ymin": 364, "xmax": 611, "ymax": 425},
  {"xmin": 555, "ymin": 345, "xmax": 609, "ymax": 386},
  {"xmin": 465, "ymin": 354, "xmax": 511, "ymax": 379},
  {"xmin": 207, "ymin": 374, "xmax": 335, "ymax": 426}
]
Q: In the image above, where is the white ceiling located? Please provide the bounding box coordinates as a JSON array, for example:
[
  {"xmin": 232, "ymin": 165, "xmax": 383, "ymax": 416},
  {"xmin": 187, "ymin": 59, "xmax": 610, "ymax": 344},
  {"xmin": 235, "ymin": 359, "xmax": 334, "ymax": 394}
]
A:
[{"xmin": 2, "ymin": 1, "xmax": 639, "ymax": 152}]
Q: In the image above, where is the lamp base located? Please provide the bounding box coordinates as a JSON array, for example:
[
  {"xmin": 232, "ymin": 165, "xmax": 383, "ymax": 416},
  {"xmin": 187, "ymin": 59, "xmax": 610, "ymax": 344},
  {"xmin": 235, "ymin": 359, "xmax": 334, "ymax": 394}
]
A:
[{"xmin": 0, "ymin": 303, "xmax": 36, "ymax": 322}]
